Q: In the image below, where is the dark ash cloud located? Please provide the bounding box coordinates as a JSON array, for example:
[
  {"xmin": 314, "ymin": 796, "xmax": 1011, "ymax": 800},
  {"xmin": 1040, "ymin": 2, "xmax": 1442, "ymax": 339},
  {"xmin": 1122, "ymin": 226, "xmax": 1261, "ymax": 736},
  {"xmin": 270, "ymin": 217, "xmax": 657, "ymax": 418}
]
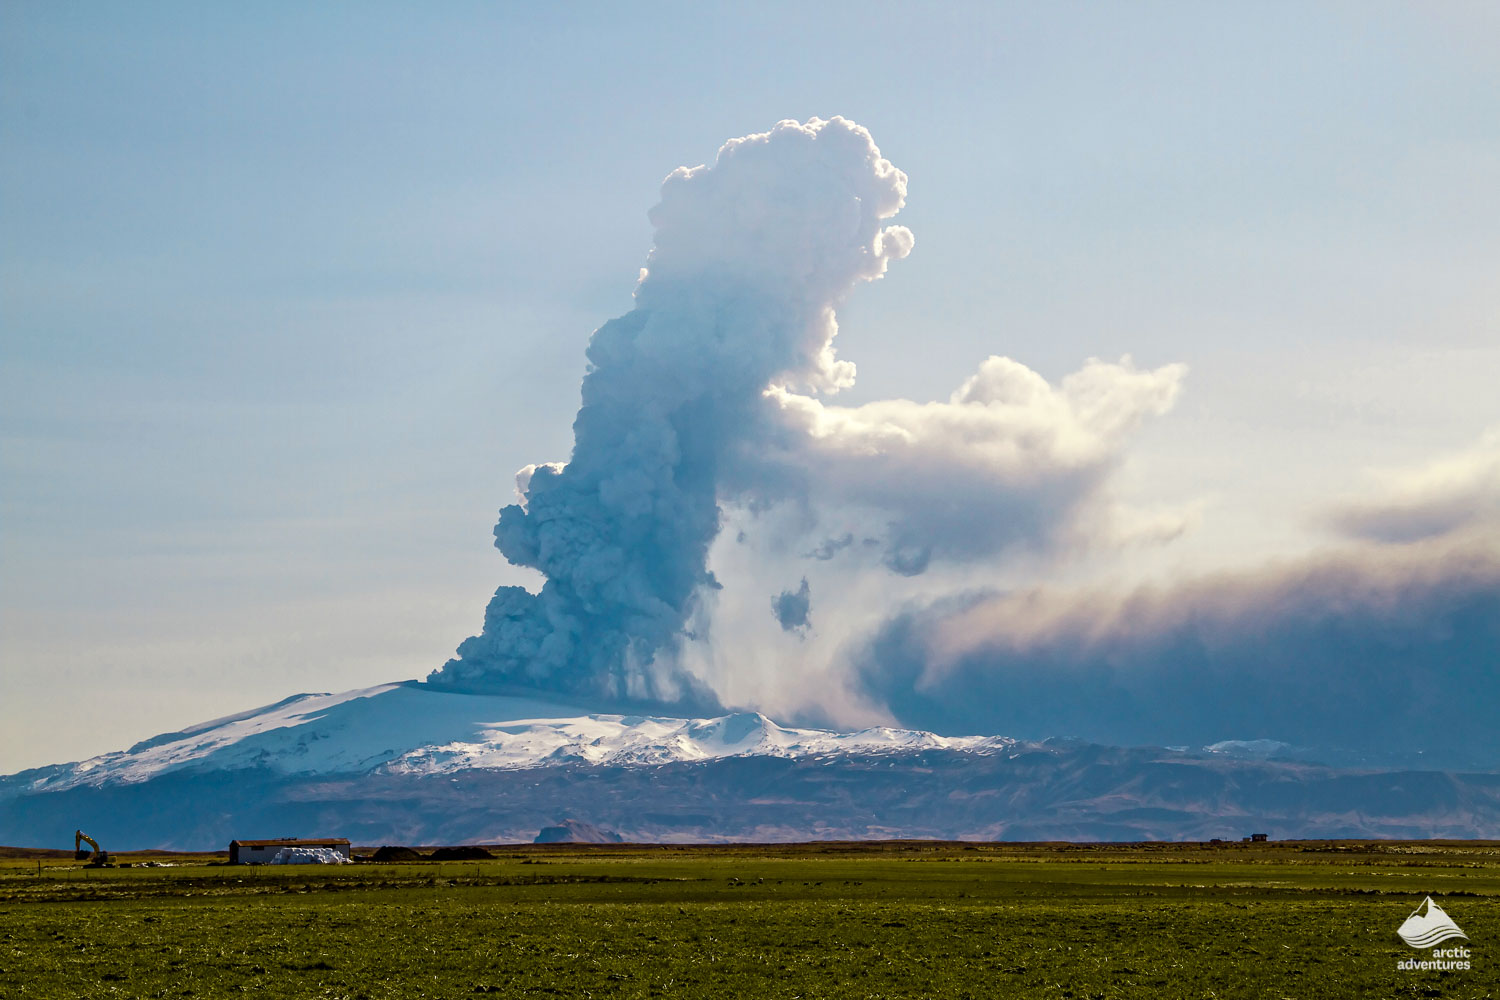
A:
[
  {"xmin": 806, "ymin": 533, "xmax": 857, "ymax": 561},
  {"xmin": 854, "ymin": 541, "xmax": 1500, "ymax": 767},
  {"xmin": 771, "ymin": 579, "xmax": 812, "ymax": 633}
]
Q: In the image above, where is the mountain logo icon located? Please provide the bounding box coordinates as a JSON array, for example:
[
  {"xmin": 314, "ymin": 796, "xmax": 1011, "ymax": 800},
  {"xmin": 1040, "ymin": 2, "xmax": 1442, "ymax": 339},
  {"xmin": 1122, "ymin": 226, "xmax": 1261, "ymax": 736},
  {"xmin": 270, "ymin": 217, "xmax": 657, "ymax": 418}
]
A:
[{"xmin": 1397, "ymin": 897, "xmax": 1469, "ymax": 949}]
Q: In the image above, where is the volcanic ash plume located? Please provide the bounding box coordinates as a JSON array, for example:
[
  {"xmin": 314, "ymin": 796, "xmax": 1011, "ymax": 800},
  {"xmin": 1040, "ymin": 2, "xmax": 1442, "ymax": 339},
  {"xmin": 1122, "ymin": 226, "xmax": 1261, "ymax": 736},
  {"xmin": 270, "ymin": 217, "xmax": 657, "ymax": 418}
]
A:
[{"xmin": 428, "ymin": 117, "xmax": 913, "ymax": 703}]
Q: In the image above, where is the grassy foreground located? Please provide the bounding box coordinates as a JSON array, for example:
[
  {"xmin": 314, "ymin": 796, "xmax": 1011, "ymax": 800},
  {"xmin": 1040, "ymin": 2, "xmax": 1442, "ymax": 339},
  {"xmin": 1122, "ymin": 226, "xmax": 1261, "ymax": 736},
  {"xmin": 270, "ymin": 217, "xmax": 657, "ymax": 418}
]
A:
[{"xmin": 2, "ymin": 840, "xmax": 1497, "ymax": 999}]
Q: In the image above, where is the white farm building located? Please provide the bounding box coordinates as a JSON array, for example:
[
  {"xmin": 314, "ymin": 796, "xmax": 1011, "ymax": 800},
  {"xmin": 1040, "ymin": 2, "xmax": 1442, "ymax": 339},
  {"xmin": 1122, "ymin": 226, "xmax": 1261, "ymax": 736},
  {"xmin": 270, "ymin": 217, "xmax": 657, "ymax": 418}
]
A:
[{"xmin": 229, "ymin": 837, "xmax": 351, "ymax": 864}]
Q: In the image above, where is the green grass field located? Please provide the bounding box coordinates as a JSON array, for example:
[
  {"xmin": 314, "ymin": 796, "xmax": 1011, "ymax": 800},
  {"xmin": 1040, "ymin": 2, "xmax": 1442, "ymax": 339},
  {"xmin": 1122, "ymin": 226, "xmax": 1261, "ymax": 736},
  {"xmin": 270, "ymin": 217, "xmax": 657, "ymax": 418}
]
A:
[{"xmin": 2, "ymin": 841, "xmax": 1496, "ymax": 998}]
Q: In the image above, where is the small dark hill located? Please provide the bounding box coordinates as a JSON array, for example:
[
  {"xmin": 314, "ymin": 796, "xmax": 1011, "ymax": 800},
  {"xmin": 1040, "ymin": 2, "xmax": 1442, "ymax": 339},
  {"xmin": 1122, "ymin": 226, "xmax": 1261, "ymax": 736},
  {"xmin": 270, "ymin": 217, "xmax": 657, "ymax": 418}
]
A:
[
  {"xmin": 429, "ymin": 845, "xmax": 493, "ymax": 860},
  {"xmin": 370, "ymin": 845, "xmax": 424, "ymax": 862}
]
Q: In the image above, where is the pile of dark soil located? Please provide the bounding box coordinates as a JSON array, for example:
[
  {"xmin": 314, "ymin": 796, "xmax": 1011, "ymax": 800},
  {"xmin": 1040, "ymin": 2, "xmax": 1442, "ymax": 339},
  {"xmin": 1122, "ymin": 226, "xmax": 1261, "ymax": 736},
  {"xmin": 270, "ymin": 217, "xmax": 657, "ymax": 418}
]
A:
[
  {"xmin": 370, "ymin": 845, "xmax": 424, "ymax": 862},
  {"xmin": 428, "ymin": 845, "xmax": 494, "ymax": 861}
]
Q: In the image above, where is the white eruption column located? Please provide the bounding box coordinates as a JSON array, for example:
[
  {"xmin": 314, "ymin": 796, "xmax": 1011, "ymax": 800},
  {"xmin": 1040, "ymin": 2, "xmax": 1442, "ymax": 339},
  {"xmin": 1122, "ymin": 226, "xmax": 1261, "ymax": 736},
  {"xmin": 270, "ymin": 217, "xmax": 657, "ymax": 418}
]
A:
[{"xmin": 429, "ymin": 118, "xmax": 913, "ymax": 703}]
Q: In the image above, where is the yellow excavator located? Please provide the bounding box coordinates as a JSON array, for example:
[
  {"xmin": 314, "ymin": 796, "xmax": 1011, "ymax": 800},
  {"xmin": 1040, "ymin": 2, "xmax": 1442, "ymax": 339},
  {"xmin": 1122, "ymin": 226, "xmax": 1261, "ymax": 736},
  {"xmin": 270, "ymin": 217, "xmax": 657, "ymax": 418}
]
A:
[{"xmin": 74, "ymin": 829, "xmax": 110, "ymax": 866}]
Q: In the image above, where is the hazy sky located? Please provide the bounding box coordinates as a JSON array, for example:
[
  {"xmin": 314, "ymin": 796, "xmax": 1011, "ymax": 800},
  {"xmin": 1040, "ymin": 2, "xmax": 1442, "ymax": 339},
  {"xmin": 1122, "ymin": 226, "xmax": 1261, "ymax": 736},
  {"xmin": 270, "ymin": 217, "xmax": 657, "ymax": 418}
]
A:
[{"xmin": 3, "ymin": 2, "xmax": 1497, "ymax": 773}]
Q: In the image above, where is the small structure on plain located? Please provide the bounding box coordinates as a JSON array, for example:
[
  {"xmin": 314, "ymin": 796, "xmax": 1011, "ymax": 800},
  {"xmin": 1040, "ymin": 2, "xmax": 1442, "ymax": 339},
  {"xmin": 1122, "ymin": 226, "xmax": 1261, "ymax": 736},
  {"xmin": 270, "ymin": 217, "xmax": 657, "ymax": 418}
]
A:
[{"xmin": 229, "ymin": 837, "xmax": 351, "ymax": 864}]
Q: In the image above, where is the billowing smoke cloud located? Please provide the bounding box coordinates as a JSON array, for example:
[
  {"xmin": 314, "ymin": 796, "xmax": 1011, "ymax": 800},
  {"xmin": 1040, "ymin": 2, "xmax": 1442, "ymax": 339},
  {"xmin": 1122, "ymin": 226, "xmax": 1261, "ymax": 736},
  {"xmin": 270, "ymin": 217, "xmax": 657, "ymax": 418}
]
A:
[
  {"xmin": 423, "ymin": 114, "xmax": 1496, "ymax": 761},
  {"xmin": 429, "ymin": 118, "xmax": 913, "ymax": 703},
  {"xmin": 760, "ymin": 353, "xmax": 1186, "ymax": 573},
  {"xmin": 430, "ymin": 116, "xmax": 1187, "ymax": 711},
  {"xmin": 853, "ymin": 539, "xmax": 1500, "ymax": 767}
]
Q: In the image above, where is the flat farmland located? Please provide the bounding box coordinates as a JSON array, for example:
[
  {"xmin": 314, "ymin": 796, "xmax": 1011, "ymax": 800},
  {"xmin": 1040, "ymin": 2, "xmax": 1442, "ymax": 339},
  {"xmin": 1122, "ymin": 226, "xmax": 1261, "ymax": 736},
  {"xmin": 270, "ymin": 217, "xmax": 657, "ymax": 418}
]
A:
[{"xmin": 2, "ymin": 841, "xmax": 1497, "ymax": 999}]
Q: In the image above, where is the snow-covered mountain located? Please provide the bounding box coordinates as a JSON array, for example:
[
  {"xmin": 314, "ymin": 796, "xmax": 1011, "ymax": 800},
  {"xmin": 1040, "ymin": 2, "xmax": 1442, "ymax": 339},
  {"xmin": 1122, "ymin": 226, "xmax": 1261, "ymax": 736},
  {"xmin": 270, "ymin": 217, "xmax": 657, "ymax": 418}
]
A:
[
  {"xmin": 6, "ymin": 681, "xmax": 1500, "ymax": 850},
  {"xmin": 6, "ymin": 682, "xmax": 1014, "ymax": 797}
]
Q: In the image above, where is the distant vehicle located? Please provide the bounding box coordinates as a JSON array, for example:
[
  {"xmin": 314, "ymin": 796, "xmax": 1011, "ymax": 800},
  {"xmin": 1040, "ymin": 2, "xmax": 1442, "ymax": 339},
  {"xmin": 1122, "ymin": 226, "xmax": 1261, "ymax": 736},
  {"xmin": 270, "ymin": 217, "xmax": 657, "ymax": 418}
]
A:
[{"xmin": 74, "ymin": 829, "xmax": 109, "ymax": 866}]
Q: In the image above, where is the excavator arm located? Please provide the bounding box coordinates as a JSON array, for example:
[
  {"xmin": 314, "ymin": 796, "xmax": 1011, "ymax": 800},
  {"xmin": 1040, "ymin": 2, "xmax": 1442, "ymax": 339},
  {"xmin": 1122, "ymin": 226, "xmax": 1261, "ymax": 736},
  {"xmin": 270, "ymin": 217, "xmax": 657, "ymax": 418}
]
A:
[{"xmin": 74, "ymin": 829, "xmax": 105, "ymax": 863}]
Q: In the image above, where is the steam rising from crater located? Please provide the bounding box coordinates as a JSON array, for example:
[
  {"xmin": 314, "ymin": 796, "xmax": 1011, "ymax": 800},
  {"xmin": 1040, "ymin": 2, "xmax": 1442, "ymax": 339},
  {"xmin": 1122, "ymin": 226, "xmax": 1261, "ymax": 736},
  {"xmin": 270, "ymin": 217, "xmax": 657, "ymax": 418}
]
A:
[
  {"xmin": 428, "ymin": 117, "xmax": 1183, "ymax": 707},
  {"xmin": 429, "ymin": 118, "xmax": 913, "ymax": 702}
]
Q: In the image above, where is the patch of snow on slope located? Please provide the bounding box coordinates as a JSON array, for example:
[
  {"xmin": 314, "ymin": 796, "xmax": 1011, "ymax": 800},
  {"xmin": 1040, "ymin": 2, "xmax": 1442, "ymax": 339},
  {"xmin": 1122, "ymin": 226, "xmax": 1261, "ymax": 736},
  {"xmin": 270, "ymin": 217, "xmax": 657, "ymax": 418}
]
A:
[
  {"xmin": 1203, "ymin": 739, "xmax": 1296, "ymax": 760},
  {"xmin": 383, "ymin": 713, "xmax": 1016, "ymax": 774}
]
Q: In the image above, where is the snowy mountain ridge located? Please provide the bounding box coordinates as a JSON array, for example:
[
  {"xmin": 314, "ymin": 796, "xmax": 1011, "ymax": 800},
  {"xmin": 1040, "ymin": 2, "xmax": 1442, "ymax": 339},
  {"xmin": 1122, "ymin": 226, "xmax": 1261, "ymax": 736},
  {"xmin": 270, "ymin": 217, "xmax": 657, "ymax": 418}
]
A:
[
  {"xmin": 9, "ymin": 680, "xmax": 1500, "ymax": 849},
  {"xmin": 5, "ymin": 681, "xmax": 1017, "ymax": 797}
]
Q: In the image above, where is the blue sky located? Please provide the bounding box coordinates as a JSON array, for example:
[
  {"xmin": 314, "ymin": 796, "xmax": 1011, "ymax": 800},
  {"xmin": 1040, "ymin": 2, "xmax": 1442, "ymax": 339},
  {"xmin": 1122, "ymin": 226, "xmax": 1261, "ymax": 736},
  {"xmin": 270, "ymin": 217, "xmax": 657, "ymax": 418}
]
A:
[{"xmin": 3, "ymin": 2, "xmax": 1498, "ymax": 772}]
